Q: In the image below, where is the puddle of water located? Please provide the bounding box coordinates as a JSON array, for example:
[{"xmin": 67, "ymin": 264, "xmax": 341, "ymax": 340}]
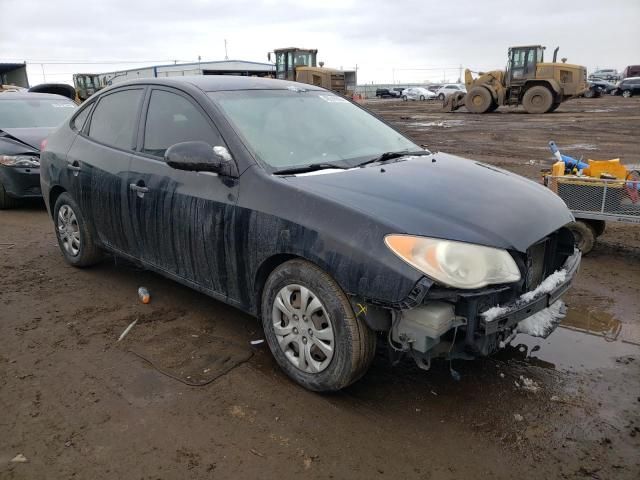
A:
[
  {"xmin": 406, "ymin": 120, "xmax": 465, "ymax": 129},
  {"xmin": 500, "ymin": 306, "xmax": 640, "ymax": 371}
]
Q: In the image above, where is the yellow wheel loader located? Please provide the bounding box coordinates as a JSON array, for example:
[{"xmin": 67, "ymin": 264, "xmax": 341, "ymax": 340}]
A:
[{"xmin": 444, "ymin": 45, "xmax": 587, "ymax": 114}]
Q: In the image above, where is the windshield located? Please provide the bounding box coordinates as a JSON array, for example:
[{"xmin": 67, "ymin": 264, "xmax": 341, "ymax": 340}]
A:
[
  {"xmin": 208, "ymin": 89, "xmax": 419, "ymax": 170},
  {"xmin": 0, "ymin": 98, "xmax": 76, "ymax": 128}
]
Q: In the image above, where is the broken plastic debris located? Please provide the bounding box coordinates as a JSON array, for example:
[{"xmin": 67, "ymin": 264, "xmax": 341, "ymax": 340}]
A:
[
  {"xmin": 514, "ymin": 413, "xmax": 524, "ymax": 422},
  {"xmin": 11, "ymin": 454, "xmax": 27, "ymax": 463},
  {"xmin": 117, "ymin": 318, "xmax": 138, "ymax": 342},
  {"xmin": 138, "ymin": 287, "xmax": 150, "ymax": 304},
  {"xmin": 250, "ymin": 339, "xmax": 265, "ymax": 345}
]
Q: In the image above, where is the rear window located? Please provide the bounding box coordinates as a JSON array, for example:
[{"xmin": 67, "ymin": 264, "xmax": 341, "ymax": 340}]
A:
[
  {"xmin": 0, "ymin": 98, "xmax": 76, "ymax": 128},
  {"xmin": 88, "ymin": 89, "xmax": 143, "ymax": 150}
]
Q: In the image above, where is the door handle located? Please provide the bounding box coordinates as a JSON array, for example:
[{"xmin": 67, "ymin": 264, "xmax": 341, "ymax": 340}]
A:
[
  {"xmin": 66, "ymin": 163, "xmax": 81, "ymax": 176},
  {"xmin": 129, "ymin": 183, "xmax": 149, "ymax": 198}
]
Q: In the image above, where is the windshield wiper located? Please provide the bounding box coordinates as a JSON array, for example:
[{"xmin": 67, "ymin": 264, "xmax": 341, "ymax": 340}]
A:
[
  {"xmin": 273, "ymin": 163, "xmax": 347, "ymax": 175},
  {"xmin": 356, "ymin": 150, "xmax": 430, "ymax": 168}
]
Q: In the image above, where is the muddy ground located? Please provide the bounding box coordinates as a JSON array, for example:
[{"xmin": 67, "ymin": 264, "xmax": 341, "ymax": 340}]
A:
[{"xmin": 1, "ymin": 97, "xmax": 639, "ymax": 479}]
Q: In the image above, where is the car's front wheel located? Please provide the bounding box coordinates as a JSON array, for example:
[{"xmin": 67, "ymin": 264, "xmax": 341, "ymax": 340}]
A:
[
  {"xmin": 261, "ymin": 259, "xmax": 376, "ymax": 391},
  {"xmin": 622, "ymin": 90, "xmax": 632, "ymax": 98},
  {"xmin": 402, "ymin": 95, "xmax": 407, "ymax": 101},
  {"xmin": 419, "ymin": 95, "xmax": 425, "ymax": 101},
  {"xmin": 53, "ymin": 192, "xmax": 102, "ymax": 267},
  {"xmin": 438, "ymin": 93, "xmax": 445, "ymax": 101}
]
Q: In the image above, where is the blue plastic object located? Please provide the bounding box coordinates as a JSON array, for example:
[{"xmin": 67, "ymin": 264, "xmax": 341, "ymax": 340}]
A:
[{"xmin": 548, "ymin": 141, "xmax": 589, "ymax": 171}]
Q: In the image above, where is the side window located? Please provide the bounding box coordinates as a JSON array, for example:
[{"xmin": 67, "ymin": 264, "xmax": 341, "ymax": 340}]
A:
[
  {"xmin": 71, "ymin": 103, "xmax": 93, "ymax": 132},
  {"xmin": 88, "ymin": 89, "xmax": 143, "ymax": 150},
  {"xmin": 142, "ymin": 89, "xmax": 222, "ymax": 158}
]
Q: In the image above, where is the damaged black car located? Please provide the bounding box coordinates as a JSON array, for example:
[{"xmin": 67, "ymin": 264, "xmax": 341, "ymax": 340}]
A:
[
  {"xmin": 40, "ymin": 77, "xmax": 580, "ymax": 391},
  {"xmin": 0, "ymin": 91, "xmax": 76, "ymax": 208}
]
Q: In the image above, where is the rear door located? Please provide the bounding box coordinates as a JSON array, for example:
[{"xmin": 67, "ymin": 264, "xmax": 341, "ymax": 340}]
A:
[
  {"xmin": 66, "ymin": 87, "xmax": 145, "ymax": 253},
  {"xmin": 127, "ymin": 86, "xmax": 239, "ymax": 298}
]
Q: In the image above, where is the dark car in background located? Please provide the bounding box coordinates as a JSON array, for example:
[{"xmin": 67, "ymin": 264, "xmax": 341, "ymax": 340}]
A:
[
  {"xmin": 614, "ymin": 77, "xmax": 640, "ymax": 97},
  {"xmin": 41, "ymin": 76, "xmax": 580, "ymax": 392},
  {"xmin": 375, "ymin": 88, "xmax": 400, "ymax": 98},
  {"xmin": 0, "ymin": 92, "xmax": 76, "ymax": 208},
  {"xmin": 621, "ymin": 65, "xmax": 640, "ymax": 80},
  {"xmin": 585, "ymin": 79, "xmax": 617, "ymax": 98}
]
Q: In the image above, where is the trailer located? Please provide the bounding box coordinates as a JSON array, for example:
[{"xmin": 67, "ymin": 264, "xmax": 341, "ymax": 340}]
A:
[{"xmin": 544, "ymin": 174, "xmax": 640, "ymax": 254}]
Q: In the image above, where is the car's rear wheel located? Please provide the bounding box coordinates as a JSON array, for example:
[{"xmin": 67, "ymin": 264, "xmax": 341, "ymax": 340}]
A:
[
  {"xmin": 622, "ymin": 90, "xmax": 632, "ymax": 98},
  {"xmin": 402, "ymin": 95, "xmax": 407, "ymax": 101},
  {"xmin": 438, "ymin": 93, "xmax": 445, "ymax": 101},
  {"xmin": 584, "ymin": 89, "xmax": 595, "ymax": 98},
  {"xmin": 261, "ymin": 259, "xmax": 376, "ymax": 391},
  {"xmin": 0, "ymin": 182, "xmax": 18, "ymax": 209},
  {"xmin": 53, "ymin": 192, "xmax": 102, "ymax": 267},
  {"xmin": 419, "ymin": 95, "xmax": 425, "ymax": 101}
]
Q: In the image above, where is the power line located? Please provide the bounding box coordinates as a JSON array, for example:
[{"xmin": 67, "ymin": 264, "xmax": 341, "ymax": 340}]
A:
[{"xmin": 1, "ymin": 59, "xmax": 193, "ymax": 65}]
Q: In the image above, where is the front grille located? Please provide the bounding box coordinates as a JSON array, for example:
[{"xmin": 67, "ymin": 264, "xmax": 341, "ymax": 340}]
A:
[
  {"xmin": 523, "ymin": 227, "xmax": 575, "ymax": 293},
  {"xmin": 526, "ymin": 241, "xmax": 546, "ymax": 289}
]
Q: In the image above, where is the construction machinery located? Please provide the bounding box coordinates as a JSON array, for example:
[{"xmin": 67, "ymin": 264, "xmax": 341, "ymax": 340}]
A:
[
  {"xmin": 444, "ymin": 45, "xmax": 588, "ymax": 114},
  {"xmin": 269, "ymin": 47, "xmax": 356, "ymax": 96},
  {"xmin": 73, "ymin": 73, "xmax": 104, "ymax": 102}
]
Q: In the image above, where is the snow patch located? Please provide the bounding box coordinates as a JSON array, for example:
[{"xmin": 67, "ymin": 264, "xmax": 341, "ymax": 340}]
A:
[
  {"xmin": 406, "ymin": 120, "xmax": 465, "ymax": 129},
  {"xmin": 481, "ymin": 260, "xmax": 572, "ymax": 323},
  {"xmin": 516, "ymin": 300, "xmax": 566, "ymax": 338},
  {"xmin": 520, "ymin": 270, "xmax": 567, "ymax": 303}
]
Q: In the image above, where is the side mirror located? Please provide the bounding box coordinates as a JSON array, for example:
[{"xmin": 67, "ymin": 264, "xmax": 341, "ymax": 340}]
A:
[{"xmin": 164, "ymin": 141, "xmax": 233, "ymax": 175}]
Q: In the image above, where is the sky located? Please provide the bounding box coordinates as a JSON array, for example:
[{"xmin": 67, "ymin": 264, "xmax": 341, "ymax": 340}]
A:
[{"xmin": 1, "ymin": 0, "xmax": 639, "ymax": 86}]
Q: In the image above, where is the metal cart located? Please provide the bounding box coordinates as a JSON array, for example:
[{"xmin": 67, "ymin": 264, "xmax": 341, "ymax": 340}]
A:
[{"xmin": 544, "ymin": 174, "xmax": 640, "ymax": 254}]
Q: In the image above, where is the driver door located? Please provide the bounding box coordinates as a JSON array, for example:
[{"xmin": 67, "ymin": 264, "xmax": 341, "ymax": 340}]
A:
[{"xmin": 127, "ymin": 87, "xmax": 239, "ymax": 298}]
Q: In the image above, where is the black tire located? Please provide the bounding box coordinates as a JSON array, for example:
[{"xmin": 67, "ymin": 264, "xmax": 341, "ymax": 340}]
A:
[
  {"xmin": 567, "ymin": 220, "xmax": 596, "ymax": 255},
  {"xmin": 53, "ymin": 192, "xmax": 103, "ymax": 267},
  {"xmin": 585, "ymin": 219, "xmax": 606, "ymax": 237},
  {"xmin": 487, "ymin": 100, "xmax": 499, "ymax": 112},
  {"xmin": 402, "ymin": 95, "xmax": 407, "ymax": 101},
  {"xmin": 584, "ymin": 89, "xmax": 595, "ymax": 98},
  {"xmin": 261, "ymin": 259, "xmax": 376, "ymax": 392},
  {"xmin": 548, "ymin": 102, "xmax": 561, "ymax": 112},
  {"xmin": 0, "ymin": 182, "xmax": 18, "ymax": 209},
  {"xmin": 622, "ymin": 90, "xmax": 632, "ymax": 98},
  {"xmin": 438, "ymin": 93, "xmax": 445, "ymax": 101},
  {"xmin": 522, "ymin": 85, "xmax": 554, "ymax": 114},
  {"xmin": 419, "ymin": 95, "xmax": 425, "ymax": 101},
  {"xmin": 465, "ymin": 86, "xmax": 493, "ymax": 113}
]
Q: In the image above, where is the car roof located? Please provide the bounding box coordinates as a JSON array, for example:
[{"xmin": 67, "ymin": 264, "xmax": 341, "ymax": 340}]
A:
[
  {"xmin": 101, "ymin": 75, "xmax": 326, "ymax": 93},
  {"xmin": 0, "ymin": 91, "xmax": 74, "ymax": 101},
  {"xmin": 623, "ymin": 76, "xmax": 640, "ymax": 80}
]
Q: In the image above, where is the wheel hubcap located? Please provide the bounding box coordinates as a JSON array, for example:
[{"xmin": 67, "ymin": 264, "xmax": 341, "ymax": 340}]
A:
[
  {"xmin": 271, "ymin": 284, "xmax": 334, "ymax": 373},
  {"xmin": 57, "ymin": 205, "xmax": 80, "ymax": 257}
]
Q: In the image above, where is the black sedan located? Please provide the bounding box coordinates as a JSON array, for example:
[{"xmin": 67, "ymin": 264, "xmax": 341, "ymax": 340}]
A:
[
  {"xmin": 0, "ymin": 92, "xmax": 76, "ymax": 208},
  {"xmin": 40, "ymin": 77, "xmax": 580, "ymax": 391}
]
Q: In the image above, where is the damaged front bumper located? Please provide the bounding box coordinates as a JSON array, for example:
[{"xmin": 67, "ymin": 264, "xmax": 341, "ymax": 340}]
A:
[
  {"xmin": 479, "ymin": 249, "xmax": 581, "ymax": 337},
  {"xmin": 383, "ymin": 248, "xmax": 581, "ymax": 368}
]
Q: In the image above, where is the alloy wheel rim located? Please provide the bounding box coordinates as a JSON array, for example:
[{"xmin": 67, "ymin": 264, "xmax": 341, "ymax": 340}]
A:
[
  {"xmin": 57, "ymin": 205, "xmax": 80, "ymax": 256},
  {"xmin": 272, "ymin": 284, "xmax": 335, "ymax": 373}
]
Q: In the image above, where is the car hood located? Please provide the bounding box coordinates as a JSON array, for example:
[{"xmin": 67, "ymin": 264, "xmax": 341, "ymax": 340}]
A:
[
  {"xmin": 0, "ymin": 127, "xmax": 54, "ymax": 151},
  {"xmin": 285, "ymin": 153, "xmax": 573, "ymax": 252}
]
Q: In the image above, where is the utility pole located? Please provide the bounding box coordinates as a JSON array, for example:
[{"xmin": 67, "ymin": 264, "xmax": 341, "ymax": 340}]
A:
[
  {"xmin": 458, "ymin": 64, "xmax": 462, "ymax": 83},
  {"xmin": 224, "ymin": 39, "xmax": 229, "ymax": 60},
  {"xmin": 198, "ymin": 55, "xmax": 202, "ymax": 75}
]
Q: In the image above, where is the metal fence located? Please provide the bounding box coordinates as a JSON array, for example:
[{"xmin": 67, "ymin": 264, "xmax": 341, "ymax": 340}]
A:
[{"xmin": 545, "ymin": 175, "xmax": 640, "ymax": 224}]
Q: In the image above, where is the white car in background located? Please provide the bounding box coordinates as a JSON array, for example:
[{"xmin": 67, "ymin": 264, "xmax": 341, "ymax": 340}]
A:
[
  {"xmin": 435, "ymin": 84, "xmax": 467, "ymax": 100},
  {"xmin": 401, "ymin": 87, "xmax": 436, "ymax": 101}
]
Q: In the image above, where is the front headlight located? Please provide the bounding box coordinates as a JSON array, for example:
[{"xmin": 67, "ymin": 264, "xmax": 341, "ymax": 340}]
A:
[
  {"xmin": 0, "ymin": 155, "xmax": 40, "ymax": 168},
  {"xmin": 385, "ymin": 235, "xmax": 521, "ymax": 289}
]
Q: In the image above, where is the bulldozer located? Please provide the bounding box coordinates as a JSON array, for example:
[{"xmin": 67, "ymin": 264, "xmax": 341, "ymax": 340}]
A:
[
  {"xmin": 444, "ymin": 45, "xmax": 587, "ymax": 114},
  {"xmin": 269, "ymin": 47, "xmax": 356, "ymax": 96}
]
